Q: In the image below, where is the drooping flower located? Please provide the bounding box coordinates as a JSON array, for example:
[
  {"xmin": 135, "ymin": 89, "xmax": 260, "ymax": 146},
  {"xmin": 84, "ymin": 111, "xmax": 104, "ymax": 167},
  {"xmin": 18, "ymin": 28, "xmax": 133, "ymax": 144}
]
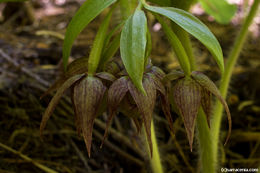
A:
[
  {"xmin": 103, "ymin": 65, "xmax": 174, "ymax": 156},
  {"xmin": 40, "ymin": 58, "xmax": 115, "ymax": 157},
  {"xmin": 165, "ymin": 71, "xmax": 231, "ymax": 151}
]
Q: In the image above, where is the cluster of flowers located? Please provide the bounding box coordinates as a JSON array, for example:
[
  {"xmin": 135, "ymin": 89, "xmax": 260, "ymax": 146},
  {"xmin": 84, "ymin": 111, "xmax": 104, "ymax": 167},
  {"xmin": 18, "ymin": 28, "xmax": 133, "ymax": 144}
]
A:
[{"xmin": 40, "ymin": 57, "xmax": 231, "ymax": 156}]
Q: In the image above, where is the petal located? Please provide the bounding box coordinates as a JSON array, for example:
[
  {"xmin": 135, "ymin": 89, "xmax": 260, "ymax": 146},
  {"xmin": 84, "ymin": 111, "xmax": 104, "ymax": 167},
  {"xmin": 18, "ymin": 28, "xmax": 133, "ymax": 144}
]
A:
[
  {"xmin": 201, "ymin": 88, "xmax": 212, "ymax": 128},
  {"xmin": 102, "ymin": 77, "xmax": 129, "ymax": 146},
  {"xmin": 162, "ymin": 70, "xmax": 185, "ymax": 84},
  {"xmin": 128, "ymin": 75, "xmax": 157, "ymax": 156},
  {"xmin": 71, "ymin": 83, "xmax": 82, "ymax": 135},
  {"xmin": 150, "ymin": 73, "xmax": 174, "ymax": 135},
  {"xmin": 40, "ymin": 77, "xmax": 67, "ymax": 99},
  {"xmin": 66, "ymin": 57, "xmax": 89, "ymax": 78},
  {"xmin": 173, "ymin": 77, "xmax": 202, "ymax": 151},
  {"xmin": 104, "ymin": 57, "xmax": 124, "ymax": 75},
  {"xmin": 96, "ymin": 72, "xmax": 116, "ymax": 82},
  {"xmin": 73, "ymin": 76, "xmax": 106, "ymax": 157},
  {"xmin": 191, "ymin": 71, "xmax": 231, "ymax": 145},
  {"xmin": 132, "ymin": 118, "xmax": 143, "ymax": 133},
  {"xmin": 40, "ymin": 74, "xmax": 84, "ymax": 135},
  {"xmin": 149, "ymin": 66, "xmax": 166, "ymax": 80}
]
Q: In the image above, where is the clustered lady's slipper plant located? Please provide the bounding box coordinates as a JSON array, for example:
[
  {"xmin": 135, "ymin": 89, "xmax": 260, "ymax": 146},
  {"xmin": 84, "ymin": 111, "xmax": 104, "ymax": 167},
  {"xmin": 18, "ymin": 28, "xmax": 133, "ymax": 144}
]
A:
[{"xmin": 40, "ymin": 0, "xmax": 235, "ymax": 172}]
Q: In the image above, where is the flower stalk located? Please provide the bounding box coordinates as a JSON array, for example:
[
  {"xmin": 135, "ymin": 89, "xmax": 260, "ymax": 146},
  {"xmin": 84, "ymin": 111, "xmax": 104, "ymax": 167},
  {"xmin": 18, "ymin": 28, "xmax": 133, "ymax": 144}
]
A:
[
  {"xmin": 144, "ymin": 122, "xmax": 164, "ymax": 173},
  {"xmin": 211, "ymin": 0, "xmax": 260, "ymax": 171},
  {"xmin": 172, "ymin": 0, "xmax": 260, "ymax": 172}
]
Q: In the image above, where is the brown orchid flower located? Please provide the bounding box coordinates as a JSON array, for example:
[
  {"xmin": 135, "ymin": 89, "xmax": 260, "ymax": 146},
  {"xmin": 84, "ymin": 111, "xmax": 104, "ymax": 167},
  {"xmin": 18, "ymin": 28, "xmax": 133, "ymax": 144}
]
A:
[
  {"xmin": 102, "ymin": 65, "xmax": 174, "ymax": 156},
  {"xmin": 40, "ymin": 57, "xmax": 115, "ymax": 157},
  {"xmin": 164, "ymin": 71, "xmax": 232, "ymax": 151}
]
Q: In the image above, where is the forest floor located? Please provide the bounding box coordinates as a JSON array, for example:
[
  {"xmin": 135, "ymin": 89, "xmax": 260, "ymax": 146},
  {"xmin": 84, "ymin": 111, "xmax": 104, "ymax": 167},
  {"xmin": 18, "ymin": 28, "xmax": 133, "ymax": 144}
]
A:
[{"xmin": 0, "ymin": 1, "xmax": 259, "ymax": 173}]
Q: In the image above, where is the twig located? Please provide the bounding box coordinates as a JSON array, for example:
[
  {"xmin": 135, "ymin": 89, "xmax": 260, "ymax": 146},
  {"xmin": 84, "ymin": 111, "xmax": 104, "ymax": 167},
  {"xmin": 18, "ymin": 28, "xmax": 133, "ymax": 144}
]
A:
[
  {"xmin": 92, "ymin": 130, "xmax": 144, "ymax": 167},
  {"xmin": 170, "ymin": 118, "xmax": 195, "ymax": 173},
  {"xmin": 69, "ymin": 138, "xmax": 91, "ymax": 172},
  {"xmin": 0, "ymin": 49, "xmax": 50, "ymax": 87},
  {"xmin": 94, "ymin": 118, "xmax": 144, "ymax": 158},
  {"xmin": 0, "ymin": 142, "xmax": 58, "ymax": 173}
]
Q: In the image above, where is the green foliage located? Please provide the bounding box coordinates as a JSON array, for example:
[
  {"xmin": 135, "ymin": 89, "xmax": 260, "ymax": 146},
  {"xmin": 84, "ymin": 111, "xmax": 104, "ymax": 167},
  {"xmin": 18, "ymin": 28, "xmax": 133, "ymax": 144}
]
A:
[
  {"xmin": 88, "ymin": 10, "xmax": 112, "ymax": 75},
  {"xmin": 120, "ymin": 9, "xmax": 148, "ymax": 94},
  {"xmin": 198, "ymin": 0, "xmax": 237, "ymax": 24},
  {"xmin": 156, "ymin": 15, "xmax": 191, "ymax": 75},
  {"xmin": 144, "ymin": 4, "xmax": 224, "ymax": 73},
  {"xmin": 62, "ymin": 0, "xmax": 116, "ymax": 70}
]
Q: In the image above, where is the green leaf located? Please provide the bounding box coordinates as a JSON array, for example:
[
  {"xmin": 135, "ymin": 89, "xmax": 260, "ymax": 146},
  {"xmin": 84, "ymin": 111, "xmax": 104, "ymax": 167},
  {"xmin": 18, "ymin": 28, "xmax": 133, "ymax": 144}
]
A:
[
  {"xmin": 88, "ymin": 10, "xmax": 112, "ymax": 75},
  {"xmin": 103, "ymin": 21, "xmax": 125, "ymax": 48},
  {"xmin": 156, "ymin": 15, "xmax": 191, "ymax": 75},
  {"xmin": 62, "ymin": 0, "xmax": 116, "ymax": 70},
  {"xmin": 144, "ymin": 5, "xmax": 224, "ymax": 73},
  {"xmin": 120, "ymin": 9, "xmax": 147, "ymax": 94},
  {"xmin": 99, "ymin": 34, "xmax": 121, "ymax": 69},
  {"xmin": 198, "ymin": 0, "xmax": 237, "ymax": 24}
]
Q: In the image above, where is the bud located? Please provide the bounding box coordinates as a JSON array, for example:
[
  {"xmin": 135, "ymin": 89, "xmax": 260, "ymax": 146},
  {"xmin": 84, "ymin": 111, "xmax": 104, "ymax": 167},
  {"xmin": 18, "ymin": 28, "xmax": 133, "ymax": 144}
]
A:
[
  {"xmin": 173, "ymin": 77, "xmax": 202, "ymax": 151},
  {"xmin": 165, "ymin": 71, "xmax": 232, "ymax": 151},
  {"xmin": 40, "ymin": 58, "xmax": 116, "ymax": 157},
  {"xmin": 72, "ymin": 76, "xmax": 106, "ymax": 157}
]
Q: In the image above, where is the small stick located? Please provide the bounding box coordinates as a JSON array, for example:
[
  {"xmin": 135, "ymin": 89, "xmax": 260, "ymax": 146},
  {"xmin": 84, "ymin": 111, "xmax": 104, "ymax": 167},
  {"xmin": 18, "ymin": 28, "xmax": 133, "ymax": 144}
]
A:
[
  {"xmin": 92, "ymin": 130, "xmax": 144, "ymax": 167},
  {"xmin": 0, "ymin": 142, "xmax": 58, "ymax": 173},
  {"xmin": 69, "ymin": 138, "xmax": 91, "ymax": 172},
  {"xmin": 0, "ymin": 49, "xmax": 50, "ymax": 87}
]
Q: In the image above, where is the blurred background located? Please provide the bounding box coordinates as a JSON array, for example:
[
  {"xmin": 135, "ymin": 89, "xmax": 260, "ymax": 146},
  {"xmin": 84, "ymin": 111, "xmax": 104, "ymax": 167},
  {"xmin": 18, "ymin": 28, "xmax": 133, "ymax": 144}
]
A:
[{"xmin": 0, "ymin": 0, "xmax": 259, "ymax": 172}]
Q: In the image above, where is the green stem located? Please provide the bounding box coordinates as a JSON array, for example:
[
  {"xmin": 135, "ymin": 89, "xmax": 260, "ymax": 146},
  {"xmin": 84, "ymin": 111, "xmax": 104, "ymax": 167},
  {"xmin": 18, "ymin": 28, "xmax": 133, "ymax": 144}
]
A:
[
  {"xmin": 156, "ymin": 15, "xmax": 191, "ymax": 76},
  {"xmin": 144, "ymin": 121, "xmax": 164, "ymax": 173},
  {"xmin": 196, "ymin": 109, "xmax": 215, "ymax": 172},
  {"xmin": 211, "ymin": 0, "xmax": 260, "ymax": 171},
  {"xmin": 171, "ymin": 23, "xmax": 196, "ymax": 70}
]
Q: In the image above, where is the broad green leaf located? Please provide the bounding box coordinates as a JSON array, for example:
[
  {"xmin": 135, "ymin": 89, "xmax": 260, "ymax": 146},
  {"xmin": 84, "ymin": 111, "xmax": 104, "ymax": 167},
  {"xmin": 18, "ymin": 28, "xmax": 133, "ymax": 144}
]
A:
[
  {"xmin": 120, "ymin": 9, "xmax": 147, "ymax": 94},
  {"xmin": 198, "ymin": 0, "xmax": 237, "ymax": 24},
  {"xmin": 145, "ymin": 5, "xmax": 224, "ymax": 73},
  {"xmin": 62, "ymin": 0, "xmax": 116, "ymax": 70},
  {"xmin": 88, "ymin": 11, "xmax": 112, "ymax": 75}
]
